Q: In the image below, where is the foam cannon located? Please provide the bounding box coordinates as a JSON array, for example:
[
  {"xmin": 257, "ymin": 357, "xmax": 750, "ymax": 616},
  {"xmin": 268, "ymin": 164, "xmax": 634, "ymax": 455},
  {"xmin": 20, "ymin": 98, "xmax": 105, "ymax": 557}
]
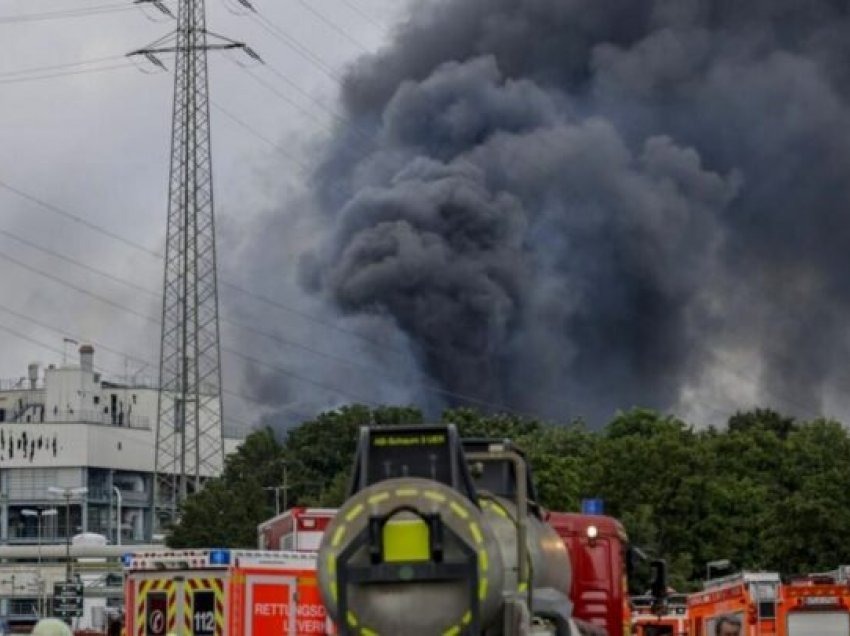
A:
[{"xmin": 316, "ymin": 425, "xmax": 573, "ymax": 635}]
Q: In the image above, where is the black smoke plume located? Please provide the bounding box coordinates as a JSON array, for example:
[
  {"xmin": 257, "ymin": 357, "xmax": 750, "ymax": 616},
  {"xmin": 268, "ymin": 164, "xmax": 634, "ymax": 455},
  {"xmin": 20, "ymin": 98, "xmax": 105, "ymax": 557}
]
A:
[{"xmin": 265, "ymin": 0, "xmax": 850, "ymax": 426}]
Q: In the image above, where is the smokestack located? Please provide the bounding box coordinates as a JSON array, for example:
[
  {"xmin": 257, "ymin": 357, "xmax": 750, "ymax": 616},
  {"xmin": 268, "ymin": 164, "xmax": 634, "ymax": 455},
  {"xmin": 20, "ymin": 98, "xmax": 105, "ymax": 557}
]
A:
[
  {"xmin": 79, "ymin": 345, "xmax": 94, "ymax": 374},
  {"xmin": 27, "ymin": 363, "xmax": 38, "ymax": 390}
]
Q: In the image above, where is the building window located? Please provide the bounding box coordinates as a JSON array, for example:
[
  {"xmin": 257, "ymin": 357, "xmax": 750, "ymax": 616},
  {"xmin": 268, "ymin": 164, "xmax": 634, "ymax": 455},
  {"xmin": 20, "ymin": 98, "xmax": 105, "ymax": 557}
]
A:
[
  {"xmin": 0, "ymin": 408, "xmax": 5, "ymax": 422},
  {"xmin": 93, "ymin": 396, "xmax": 100, "ymax": 405},
  {"xmin": 132, "ymin": 394, "xmax": 137, "ymax": 404}
]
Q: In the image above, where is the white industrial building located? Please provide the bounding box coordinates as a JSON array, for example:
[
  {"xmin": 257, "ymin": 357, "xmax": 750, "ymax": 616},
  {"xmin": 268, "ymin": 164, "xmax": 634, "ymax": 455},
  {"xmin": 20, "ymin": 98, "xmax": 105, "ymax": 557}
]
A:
[{"xmin": 0, "ymin": 344, "xmax": 243, "ymax": 630}]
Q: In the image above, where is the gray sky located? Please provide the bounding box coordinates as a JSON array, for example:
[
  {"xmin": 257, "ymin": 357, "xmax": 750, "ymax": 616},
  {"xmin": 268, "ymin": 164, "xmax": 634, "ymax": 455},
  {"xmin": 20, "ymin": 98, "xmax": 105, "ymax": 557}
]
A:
[
  {"xmin": 0, "ymin": 0, "xmax": 412, "ymax": 434},
  {"xmin": 5, "ymin": 0, "xmax": 850, "ymax": 435}
]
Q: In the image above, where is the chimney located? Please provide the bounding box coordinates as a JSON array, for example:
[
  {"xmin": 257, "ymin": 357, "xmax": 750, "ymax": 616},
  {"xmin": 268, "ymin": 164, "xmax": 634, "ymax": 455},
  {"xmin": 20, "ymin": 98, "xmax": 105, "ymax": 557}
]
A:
[
  {"xmin": 79, "ymin": 345, "xmax": 94, "ymax": 373},
  {"xmin": 27, "ymin": 363, "xmax": 38, "ymax": 389}
]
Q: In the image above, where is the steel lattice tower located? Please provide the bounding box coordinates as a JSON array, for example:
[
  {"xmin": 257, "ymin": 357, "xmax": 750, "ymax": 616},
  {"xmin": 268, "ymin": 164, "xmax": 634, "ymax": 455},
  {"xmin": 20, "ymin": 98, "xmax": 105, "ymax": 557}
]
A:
[{"xmin": 130, "ymin": 0, "xmax": 251, "ymax": 525}]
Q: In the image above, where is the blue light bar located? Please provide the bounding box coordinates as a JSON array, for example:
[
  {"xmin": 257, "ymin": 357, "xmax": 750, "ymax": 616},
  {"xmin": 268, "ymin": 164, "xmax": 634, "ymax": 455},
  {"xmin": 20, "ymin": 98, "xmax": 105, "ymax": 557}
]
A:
[
  {"xmin": 121, "ymin": 553, "xmax": 134, "ymax": 568},
  {"xmin": 581, "ymin": 498, "xmax": 605, "ymax": 515},
  {"xmin": 209, "ymin": 549, "xmax": 231, "ymax": 565}
]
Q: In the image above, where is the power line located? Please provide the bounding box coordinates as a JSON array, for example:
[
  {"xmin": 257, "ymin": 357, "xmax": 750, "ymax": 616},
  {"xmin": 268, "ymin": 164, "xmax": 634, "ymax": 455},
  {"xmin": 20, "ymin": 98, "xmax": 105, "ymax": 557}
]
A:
[
  {"xmin": 248, "ymin": 11, "xmax": 343, "ymax": 83},
  {"xmin": 0, "ymin": 3, "xmax": 136, "ymax": 24},
  {"xmin": 239, "ymin": 65, "xmax": 338, "ymax": 135},
  {"xmin": 0, "ymin": 247, "xmax": 387, "ymax": 409},
  {"xmin": 210, "ymin": 100, "xmax": 310, "ymax": 173},
  {"xmin": 0, "ymin": 227, "xmax": 558, "ymax": 417},
  {"xmin": 335, "ymin": 0, "xmax": 388, "ymax": 32},
  {"xmin": 0, "ymin": 55, "xmax": 125, "ymax": 78},
  {"xmin": 0, "ymin": 63, "xmax": 137, "ymax": 85},
  {"xmin": 290, "ymin": 0, "xmax": 370, "ymax": 53},
  {"xmin": 0, "ymin": 178, "xmax": 410, "ymax": 357}
]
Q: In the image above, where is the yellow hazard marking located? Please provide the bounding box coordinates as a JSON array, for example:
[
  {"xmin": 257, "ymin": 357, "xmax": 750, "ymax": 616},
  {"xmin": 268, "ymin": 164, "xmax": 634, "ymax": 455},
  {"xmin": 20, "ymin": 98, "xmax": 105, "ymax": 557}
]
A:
[
  {"xmin": 395, "ymin": 488, "xmax": 419, "ymax": 497},
  {"xmin": 468, "ymin": 522, "xmax": 483, "ymax": 545},
  {"xmin": 479, "ymin": 578, "xmax": 488, "ymax": 600},
  {"xmin": 449, "ymin": 501, "xmax": 469, "ymax": 519},
  {"xmin": 345, "ymin": 503, "xmax": 365, "ymax": 522},
  {"xmin": 424, "ymin": 490, "xmax": 446, "ymax": 503},
  {"xmin": 347, "ymin": 612, "xmax": 358, "ymax": 627},
  {"xmin": 368, "ymin": 492, "xmax": 390, "ymax": 505},
  {"xmin": 332, "ymin": 526, "xmax": 346, "ymax": 548},
  {"xmin": 462, "ymin": 611, "xmax": 472, "ymax": 626},
  {"xmin": 478, "ymin": 549, "xmax": 488, "ymax": 573},
  {"xmin": 483, "ymin": 500, "xmax": 508, "ymax": 517}
]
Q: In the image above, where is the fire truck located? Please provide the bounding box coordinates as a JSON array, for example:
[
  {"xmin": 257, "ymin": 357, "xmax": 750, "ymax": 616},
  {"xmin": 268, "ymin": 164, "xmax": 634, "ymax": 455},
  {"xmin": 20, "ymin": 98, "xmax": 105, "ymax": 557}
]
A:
[
  {"xmin": 258, "ymin": 508, "xmax": 336, "ymax": 552},
  {"xmin": 778, "ymin": 570, "xmax": 850, "ymax": 636},
  {"xmin": 310, "ymin": 423, "xmax": 632, "ymax": 635},
  {"xmin": 122, "ymin": 549, "xmax": 333, "ymax": 635},
  {"xmin": 631, "ymin": 593, "xmax": 688, "ymax": 636},
  {"xmin": 687, "ymin": 571, "xmax": 780, "ymax": 636}
]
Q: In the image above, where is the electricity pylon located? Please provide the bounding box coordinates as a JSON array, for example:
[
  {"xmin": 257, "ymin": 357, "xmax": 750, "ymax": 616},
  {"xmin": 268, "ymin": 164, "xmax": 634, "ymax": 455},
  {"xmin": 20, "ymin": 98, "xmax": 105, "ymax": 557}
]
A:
[{"xmin": 129, "ymin": 0, "xmax": 259, "ymax": 526}]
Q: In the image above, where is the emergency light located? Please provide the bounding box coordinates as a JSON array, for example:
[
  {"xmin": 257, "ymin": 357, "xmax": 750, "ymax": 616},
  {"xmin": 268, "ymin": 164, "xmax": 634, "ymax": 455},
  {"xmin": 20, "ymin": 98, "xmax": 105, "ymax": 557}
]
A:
[{"xmin": 209, "ymin": 549, "xmax": 231, "ymax": 565}]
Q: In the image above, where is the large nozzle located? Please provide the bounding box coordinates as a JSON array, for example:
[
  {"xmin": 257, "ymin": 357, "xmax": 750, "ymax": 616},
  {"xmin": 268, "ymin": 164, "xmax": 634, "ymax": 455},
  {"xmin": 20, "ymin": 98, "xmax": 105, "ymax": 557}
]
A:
[{"xmin": 317, "ymin": 477, "xmax": 506, "ymax": 636}]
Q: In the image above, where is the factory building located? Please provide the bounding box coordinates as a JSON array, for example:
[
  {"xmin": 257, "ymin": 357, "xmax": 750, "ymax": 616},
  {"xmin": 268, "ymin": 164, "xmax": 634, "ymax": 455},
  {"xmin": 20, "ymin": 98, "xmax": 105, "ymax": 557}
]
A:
[{"xmin": 0, "ymin": 344, "xmax": 241, "ymax": 546}]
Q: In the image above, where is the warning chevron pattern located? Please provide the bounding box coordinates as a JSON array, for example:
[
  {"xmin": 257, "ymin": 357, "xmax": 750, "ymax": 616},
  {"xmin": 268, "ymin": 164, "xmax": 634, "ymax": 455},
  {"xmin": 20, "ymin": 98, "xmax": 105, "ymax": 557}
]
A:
[
  {"xmin": 184, "ymin": 577, "xmax": 225, "ymax": 636},
  {"xmin": 135, "ymin": 578, "xmax": 178, "ymax": 636}
]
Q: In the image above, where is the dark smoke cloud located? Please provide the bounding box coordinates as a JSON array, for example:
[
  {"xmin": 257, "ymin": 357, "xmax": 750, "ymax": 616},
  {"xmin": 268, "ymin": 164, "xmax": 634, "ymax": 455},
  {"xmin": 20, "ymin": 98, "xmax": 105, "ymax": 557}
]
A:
[{"xmin": 266, "ymin": 0, "xmax": 850, "ymax": 426}]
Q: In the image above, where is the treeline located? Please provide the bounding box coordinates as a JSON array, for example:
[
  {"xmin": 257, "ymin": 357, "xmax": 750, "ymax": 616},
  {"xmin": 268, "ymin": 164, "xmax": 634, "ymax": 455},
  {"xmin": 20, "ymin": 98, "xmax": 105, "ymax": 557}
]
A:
[{"xmin": 168, "ymin": 406, "xmax": 850, "ymax": 591}]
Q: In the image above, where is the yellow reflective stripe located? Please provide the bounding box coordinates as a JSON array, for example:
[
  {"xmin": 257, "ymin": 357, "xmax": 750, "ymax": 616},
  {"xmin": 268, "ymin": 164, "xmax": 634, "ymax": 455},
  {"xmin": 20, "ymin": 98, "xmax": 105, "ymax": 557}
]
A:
[
  {"xmin": 478, "ymin": 549, "xmax": 489, "ymax": 573},
  {"xmin": 347, "ymin": 612, "xmax": 358, "ymax": 627},
  {"xmin": 518, "ymin": 581, "xmax": 528, "ymax": 592},
  {"xmin": 332, "ymin": 526, "xmax": 346, "ymax": 548},
  {"xmin": 424, "ymin": 490, "xmax": 446, "ymax": 503},
  {"xmin": 330, "ymin": 582, "xmax": 338, "ymax": 602},
  {"xmin": 443, "ymin": 626, "xmax": 461, "ymax": 636},
  {"xmin": 484, "ymin": 500, "xmax": 508, "ymax": 517},
  {"xmin": 326, "ymin": 554, "xmax": 336, "ymax": 575},
  {"xmin": 361, "ymin": 628, "xmax": 379, "ymax": 636},
  {"xmin": 468, "ymin": 522, "xmax": 483, "ymax": 546},
  {"xmin": 395, "ymin": 488, "xmax": 419, "ymax": 497},
  {"xmin": 479, "ymin": 578, "xmax": 488, "ymax": 600},
  {"xmin": 368, "ymin": 492, "xmax": 390, "ymax": 505},
  {"xmin": 345, "ymin": 503, "xmax": 365, "ymax": 522},
  {"xmin": 462, "ymin": 611, "xmax": 472, "ymax": 626},
  {"xmin": 449, "ymin": 501, "xmax": 468, "ymax": 519}
]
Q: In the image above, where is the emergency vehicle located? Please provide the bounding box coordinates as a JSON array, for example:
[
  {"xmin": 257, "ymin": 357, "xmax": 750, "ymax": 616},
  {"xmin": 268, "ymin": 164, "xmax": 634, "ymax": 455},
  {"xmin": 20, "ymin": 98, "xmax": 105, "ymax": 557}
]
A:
[
  {"xmin": 122, "ymin": 549, "xmax": 333, "ymax": 635},
  {"xmin": 631, "ymin": 593, "xmax": 688, "ymax": 636},
  {"xmin": 778, "ymin": 571, "xmax": 850, "ymax": 636},
  {"xmin": 257, "ymin": 508, "xmax": 336, "ymax": 552},
  {"xmin": 687, "ymin": 571, "xmax": 780, "ymax": 636}
]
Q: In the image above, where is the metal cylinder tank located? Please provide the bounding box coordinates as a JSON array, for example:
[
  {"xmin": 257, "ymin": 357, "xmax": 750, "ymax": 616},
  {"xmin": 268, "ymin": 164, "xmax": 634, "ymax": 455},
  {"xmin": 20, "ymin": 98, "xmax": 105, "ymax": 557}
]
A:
[
  {"xmin": 479, "ymin": 496, "xmax": 571, "ymax": 595},
  {"xmin": 317, "ymin": 477, "xmax": 506, "ymax": 636}
]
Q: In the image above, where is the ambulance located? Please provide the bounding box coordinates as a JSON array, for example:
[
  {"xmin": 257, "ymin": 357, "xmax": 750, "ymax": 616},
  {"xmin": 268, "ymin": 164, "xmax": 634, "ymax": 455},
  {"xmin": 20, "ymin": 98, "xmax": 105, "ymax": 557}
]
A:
[{"xmin": 122, "ymin": 548, "xmax": 334, "ymax": 635}]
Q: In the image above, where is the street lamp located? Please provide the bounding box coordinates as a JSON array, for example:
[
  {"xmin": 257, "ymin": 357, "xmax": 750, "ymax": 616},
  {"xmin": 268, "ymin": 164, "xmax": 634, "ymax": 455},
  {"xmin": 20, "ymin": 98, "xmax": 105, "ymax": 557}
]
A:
[
  {"xmin": 706, "ymin": 559, "xmax": 731, "ymax": 582},
  {"xmin": 21, "ymin": 508, "xmax": 57, "ymax": 615},
  {"xmin": 112, "ymin": 486, "xmax": 122, "ymax": 546},
  {"xmin": 47, "ymin": 486, "xmax": 88, "ymax": 583}
]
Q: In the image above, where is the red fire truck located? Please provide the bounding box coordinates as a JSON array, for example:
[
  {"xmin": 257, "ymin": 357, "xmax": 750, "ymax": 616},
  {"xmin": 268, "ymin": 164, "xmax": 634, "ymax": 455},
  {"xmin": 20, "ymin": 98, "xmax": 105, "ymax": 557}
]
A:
[
  {"xmin": 778, "ymin": 570, "xmax": 850, "ymax": 636},
  {"xmin": 258, "ymin": 508, "xmax": 336, "ymax": 552},
  {"xmin": 688, "ymin": 571, "xmax": 780, "ymax": 636}
]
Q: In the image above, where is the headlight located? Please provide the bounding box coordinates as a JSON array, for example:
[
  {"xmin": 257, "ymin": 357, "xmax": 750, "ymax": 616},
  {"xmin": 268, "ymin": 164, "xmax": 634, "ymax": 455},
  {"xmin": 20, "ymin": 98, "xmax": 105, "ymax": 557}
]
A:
[{"xmin": 587, "ymin": 525, "xmax": 599, "ymax": 539}]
